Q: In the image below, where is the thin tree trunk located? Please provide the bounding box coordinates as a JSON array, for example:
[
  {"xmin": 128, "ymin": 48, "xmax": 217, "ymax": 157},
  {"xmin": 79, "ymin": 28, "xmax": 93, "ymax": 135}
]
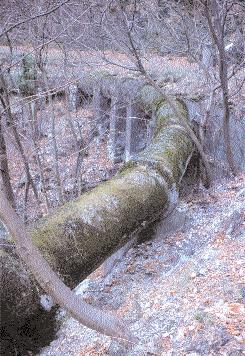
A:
[
  {"xmin": 92, "ymin": 86, "xmax": 102, "ymax": 145},
  {"xmin": 42, "ymin": 70, "xmax": 63, "ymax": 203},
  {"xmin": 0, "ymin": 115, "xmax": 15, "ymax": 207},
  {"xmin": 217, "ymin": 49, "xmax": 237, "ymax": 176},
  {"xmin": 64, "ymin": 92, "xmax": 85, "ymax": 196},
  {"xmin": 28, "ymin": 105, "xmax": 50, "ymax": 212},
  {"xmin": 63, "ymin": 56, "xmax": 85, "ymax": 197},
  {"xmin": 204, "ymin": 0, "xmax": 237, "ymax": 175},
  {"xmin": 37, "ymin": 87, "xmax": 46, "ymax": 137},
  {"xmin": 0, "ymin": 72, "xmax": 39, "ymax": 201},
  {"xmin": 50, "ymin": 95, "xmax": 63, "ymax": 203},
  {"xmin": 146, "ymin": 109, "xmax": 156, "ymax": 145},
  {"xmin": 35, "ymin": 149, "xmax": 50, "ymax": 212},
  {"xmin": 108, "ymin": 95, "xmax": 117, "ymax": 162},
  {"xmin": 75, "ymin": 140, "xmax": 85, "ymax": 196},
  {"xmin": 65, "ymin": 100, "xmax": 79, "ymax": 144},
  {"xmin": 28, "ymin": 100, "xmax": 39, "ymax": 141},
  {"xmin": 67, "ymin": 84, "xmax": 78, "ymax": 112},
  {"xmin": 125, "ymin": 101, "xmax": 132, "ymax": 162},
  {"xmin": 23, "ymin": 180, "xmax": 30, "ymax": 223}
]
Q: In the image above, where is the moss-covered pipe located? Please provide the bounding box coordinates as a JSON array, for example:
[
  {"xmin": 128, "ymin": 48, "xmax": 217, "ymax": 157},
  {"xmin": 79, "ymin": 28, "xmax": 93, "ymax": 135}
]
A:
[
  {"xmin": 1, "ymin": 74, "xmax": 193, "ymax": 354},
  {"xmin": 30, "ymin": 82, "xmax": 193, "ymax": 287}
]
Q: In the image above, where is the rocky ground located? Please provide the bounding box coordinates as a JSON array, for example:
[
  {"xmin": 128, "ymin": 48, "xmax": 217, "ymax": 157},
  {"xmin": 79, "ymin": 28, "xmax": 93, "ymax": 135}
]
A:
[{"xmin": 39, "ymin": 173, "xmax": 245, "ymax": 356}]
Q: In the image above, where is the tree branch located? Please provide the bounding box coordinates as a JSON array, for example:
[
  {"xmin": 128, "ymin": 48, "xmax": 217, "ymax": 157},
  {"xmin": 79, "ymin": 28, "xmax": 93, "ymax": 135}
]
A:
[{"xmin": 0, "ymin": 0, "xmax": 71, "ymax": 39}]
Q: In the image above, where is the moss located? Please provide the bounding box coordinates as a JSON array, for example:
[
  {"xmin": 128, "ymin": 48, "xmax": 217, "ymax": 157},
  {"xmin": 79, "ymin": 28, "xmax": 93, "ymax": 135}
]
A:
[
  {"xmin": 117, "ymin": 160, "xmax": 137, "ymax": 175},
  {"xmin": 154, "ymin": 98, "xmax": 165, "ymax": 111},
  {"xmin": 30, "ymin": 165, "xmax": 169, "ymax": 286},
  {"xmin": 138, "ymin": 85, "xmax": 161, "ymax": 107}
]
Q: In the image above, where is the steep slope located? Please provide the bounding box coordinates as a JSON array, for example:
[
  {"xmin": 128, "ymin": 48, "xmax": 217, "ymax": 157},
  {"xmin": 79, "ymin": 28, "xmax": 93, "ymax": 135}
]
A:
[{"xmin": 40, "ymin": 174, "xmax": 245, "ymax": 355}]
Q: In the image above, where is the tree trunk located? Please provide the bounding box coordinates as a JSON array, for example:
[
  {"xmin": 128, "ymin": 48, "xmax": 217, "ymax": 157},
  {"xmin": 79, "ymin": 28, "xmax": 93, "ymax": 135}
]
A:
[
  {"xmin": 92, "ymin": 85, "xmax": 102, "ymax": 145},
  {"xmin": 50, "ymin": 95, "xmax": 64, "ymax": 203},
  {"xmin": 146, "ymin": 108, "xmax": 156, "ymax": 145},
  {"xmin": 43, "ymin": 71, "xmax": 64, "ymax": 203},
  {"xmin": 0, "ymin": 71, "xmax": 39, "ymax": 201},
  {"xmin": 108, "ymin": 95, "xmax": 117, "ymax": 161},
  {"xmin": 0, "ymin": 116, "xmax": 15, "ymax": 207},
  {"xmin": 218, "ymin": 48, "xmax": 238, "ymax": 176},
  {"xmin": 204, "ymin": 0, "xmax": 237, "ymax": 176},
  {"xmin": 125, "ymin": 100, "xmax": 132, "ymax": 162}
]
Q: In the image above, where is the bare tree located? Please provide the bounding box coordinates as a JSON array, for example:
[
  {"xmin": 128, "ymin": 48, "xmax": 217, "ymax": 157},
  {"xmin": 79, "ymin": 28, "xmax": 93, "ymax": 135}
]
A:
[{"xmin": 202, "ymin": 0, "xmax": 238, "ymax": 176}]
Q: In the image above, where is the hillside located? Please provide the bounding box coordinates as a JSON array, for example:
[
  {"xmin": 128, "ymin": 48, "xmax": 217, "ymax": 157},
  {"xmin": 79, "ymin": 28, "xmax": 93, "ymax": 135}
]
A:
[{"xmin": 40, "ymin": 174, "xmax": 245, "ymax": 356}]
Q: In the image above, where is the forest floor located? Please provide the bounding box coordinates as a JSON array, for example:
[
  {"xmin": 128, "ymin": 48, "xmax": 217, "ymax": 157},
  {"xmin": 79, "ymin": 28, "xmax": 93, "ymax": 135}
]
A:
[{"xmin": 39, "ymin": 173, "xmax": 245, "ymax": 356}]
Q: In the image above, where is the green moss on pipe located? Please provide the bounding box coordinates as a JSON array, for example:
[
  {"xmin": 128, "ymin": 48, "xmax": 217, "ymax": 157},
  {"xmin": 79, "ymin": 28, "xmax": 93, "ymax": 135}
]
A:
[{"xmin": 29, "ymin": 78, "xmax": 193, "ymax": 287}]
